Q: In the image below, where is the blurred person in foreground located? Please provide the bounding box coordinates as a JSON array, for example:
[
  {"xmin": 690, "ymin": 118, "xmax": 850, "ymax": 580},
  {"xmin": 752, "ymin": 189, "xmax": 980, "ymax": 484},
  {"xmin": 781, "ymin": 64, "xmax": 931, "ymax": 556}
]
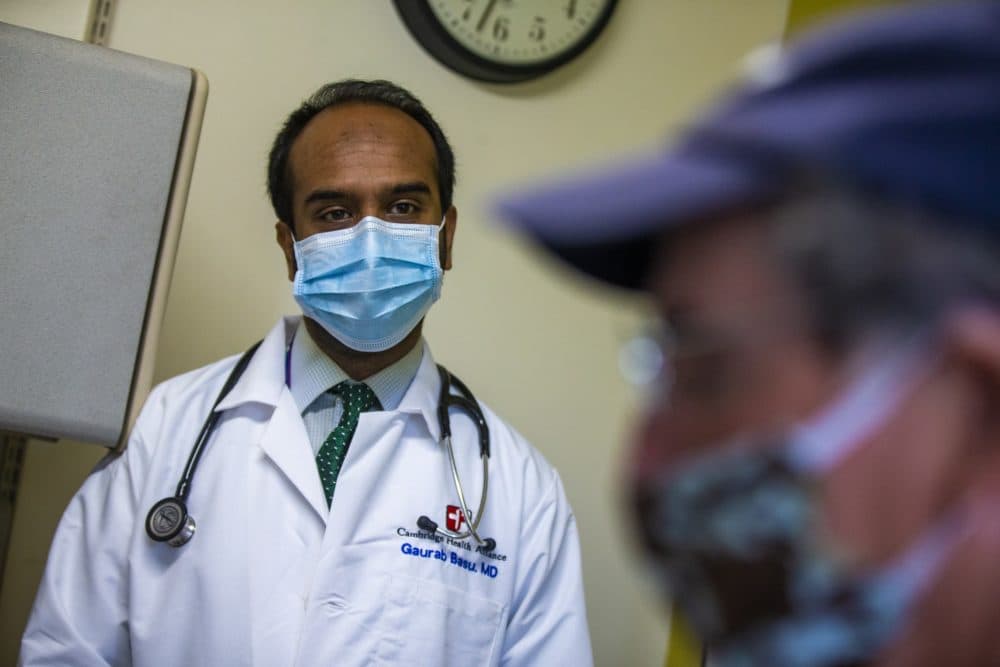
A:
[{"xmin": 497, "ymin": 2, "xmax": 1000, "ymax": 666}]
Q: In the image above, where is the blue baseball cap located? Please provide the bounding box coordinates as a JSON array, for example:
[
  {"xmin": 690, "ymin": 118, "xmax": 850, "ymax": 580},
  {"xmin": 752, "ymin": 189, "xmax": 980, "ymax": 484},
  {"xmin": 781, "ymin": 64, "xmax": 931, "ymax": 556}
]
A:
[{"xmin": 495, "ymin": 1, "xmax": 1000, "ymax": 290}]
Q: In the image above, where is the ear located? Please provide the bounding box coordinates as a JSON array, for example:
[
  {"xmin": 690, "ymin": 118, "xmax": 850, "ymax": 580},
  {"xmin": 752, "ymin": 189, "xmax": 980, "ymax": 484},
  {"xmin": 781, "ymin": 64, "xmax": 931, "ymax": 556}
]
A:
[
  {"xmin": 275, "ymin": 221, "xmax": 297, "ymax": 281},
  {"xmin": 440, "ymin": 206, "xmax": 457, "ymax": 271},
  {"xmin": 942, "ymin": 306, "xmax": 1000, "ymax": 480},
  {"xmin": 947, "ymin": 307, "xmax": 1000, "ymax": 376}
]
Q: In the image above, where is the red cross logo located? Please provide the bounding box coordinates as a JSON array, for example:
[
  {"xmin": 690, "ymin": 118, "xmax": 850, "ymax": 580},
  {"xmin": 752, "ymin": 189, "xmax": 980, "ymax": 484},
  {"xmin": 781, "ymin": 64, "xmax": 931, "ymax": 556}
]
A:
[{"xmin": 446, "ymin": 505, "xmax": 466, "ymax": 532}]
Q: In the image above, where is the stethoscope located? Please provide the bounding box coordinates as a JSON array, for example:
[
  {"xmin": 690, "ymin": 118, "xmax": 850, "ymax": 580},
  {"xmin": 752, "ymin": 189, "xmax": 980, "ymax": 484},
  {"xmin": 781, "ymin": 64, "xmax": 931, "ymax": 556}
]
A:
[
  {"xmin": 145, "ymin": 340, "xmax": 496, "ymax": 552},
  {"xmin": 417, "ymin": 366, "xmax": 496, "ymax": 553}
]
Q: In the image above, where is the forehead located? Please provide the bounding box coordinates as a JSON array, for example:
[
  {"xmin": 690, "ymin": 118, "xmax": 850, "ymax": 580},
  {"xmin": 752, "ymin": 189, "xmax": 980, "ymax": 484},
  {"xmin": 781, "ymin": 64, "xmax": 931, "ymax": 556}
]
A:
[
  {"xmin": 649, "ymin": 214, "xmax": 800, "ymax": 325},
  {"xmin": 287, "ymin": 103, "xmax": 439, "ymax": 197}
]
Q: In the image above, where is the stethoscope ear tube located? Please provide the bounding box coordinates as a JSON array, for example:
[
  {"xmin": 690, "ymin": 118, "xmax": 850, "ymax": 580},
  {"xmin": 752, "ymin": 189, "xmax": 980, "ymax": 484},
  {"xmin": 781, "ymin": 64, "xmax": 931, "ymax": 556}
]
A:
[
  {"xmin": 145, "ymin": 340, "xmax": 262, "ymax": 548},
  {"xmin": 445, "ymin": 372, "xmax": 489, "ymax": 457}
]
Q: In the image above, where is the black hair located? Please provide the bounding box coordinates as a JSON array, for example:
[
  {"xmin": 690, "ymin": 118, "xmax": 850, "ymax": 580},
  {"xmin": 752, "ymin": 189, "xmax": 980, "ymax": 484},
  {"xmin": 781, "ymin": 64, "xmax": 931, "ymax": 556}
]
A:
[{"xmin": 267, "ymin": 79, "xmax": 456, "ymax": 227}]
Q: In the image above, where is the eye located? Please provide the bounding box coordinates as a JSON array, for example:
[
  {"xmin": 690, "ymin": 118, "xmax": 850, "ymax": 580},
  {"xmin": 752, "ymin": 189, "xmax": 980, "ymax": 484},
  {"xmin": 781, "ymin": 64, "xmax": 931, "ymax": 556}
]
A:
[
  {"xmin": 388, "ymin": 201, "xmax": 419, "ymax": 217},
  {"xmin": 672, "ymin": 350, "xmax": 729, "ymax": 401},
  {"xmin": 318, "ymin": 207, "xmax": 351, "ymax": 223}
]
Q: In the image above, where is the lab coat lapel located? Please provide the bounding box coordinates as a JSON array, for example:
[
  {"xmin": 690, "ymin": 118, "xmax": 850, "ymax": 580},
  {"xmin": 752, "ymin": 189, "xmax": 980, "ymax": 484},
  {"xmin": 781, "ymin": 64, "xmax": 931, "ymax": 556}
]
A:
[
  {"xmin": 222, "ymin": 328, "xmax": 445, "ymax": 526},
  {"xmin": 215, "ymin": 317, "xmax": 294, "ymax": 412},
  {"xmin": 396, "ymin": 342, "xmax": 443, "ymax": 443},
  {"xmin": 212, "ymin": 316, "xmax": 329, "ymax": 523},
  {"xmin": 326, "ymin": 342, "xmax": 442, "ymax": 527},
  {"xmin": 258, "ymin": 390, "xmax": 329, "ymax": 523}
]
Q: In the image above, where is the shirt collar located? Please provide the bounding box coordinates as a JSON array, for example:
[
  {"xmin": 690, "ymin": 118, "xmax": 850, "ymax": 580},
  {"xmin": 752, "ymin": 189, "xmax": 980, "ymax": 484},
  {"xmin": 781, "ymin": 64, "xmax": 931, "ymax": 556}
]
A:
[{"xmin": 288, "ymin": 319, "xmax": 424, "ymax": 413}]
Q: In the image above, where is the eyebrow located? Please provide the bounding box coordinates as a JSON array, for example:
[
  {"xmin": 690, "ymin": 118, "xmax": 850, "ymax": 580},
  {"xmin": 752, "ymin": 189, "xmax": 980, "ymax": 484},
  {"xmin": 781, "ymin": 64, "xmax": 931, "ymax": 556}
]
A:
[
  {"xmin": 303, "ymin": 182, "xmax": 433, "ymax": 206},
  {"xmin": 390, "ymin": 182, "xmax": 432, "ymax": 197},
  {"xmin": 304, "ymin": 189, "xmax": 349, "ymax": 206},
  {"xmin": 664, "ymin": 305, "xmax": 695, "ymax": 328},
  {"xmin": 663, "ymin": 306, "xmax": 710, "ymax": 341}
]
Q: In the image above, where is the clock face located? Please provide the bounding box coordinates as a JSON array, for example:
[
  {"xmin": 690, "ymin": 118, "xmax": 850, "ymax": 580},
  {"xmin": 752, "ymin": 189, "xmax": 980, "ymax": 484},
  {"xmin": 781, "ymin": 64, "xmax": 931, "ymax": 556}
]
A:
[
  {"xmin": 394, "ymin": 0, "xmax": 618, "ymax": 83},
  {"xmin": 427, "ymin": 0, "xmax": 614, "ymax": 66}
]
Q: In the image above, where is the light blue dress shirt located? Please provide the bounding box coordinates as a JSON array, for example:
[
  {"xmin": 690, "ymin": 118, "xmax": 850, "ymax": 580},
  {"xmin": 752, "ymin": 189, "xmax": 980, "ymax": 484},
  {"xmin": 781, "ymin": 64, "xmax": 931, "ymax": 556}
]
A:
[{"xmin": 288, "ymin": 319, "xmax": 424, "ymax": 455}]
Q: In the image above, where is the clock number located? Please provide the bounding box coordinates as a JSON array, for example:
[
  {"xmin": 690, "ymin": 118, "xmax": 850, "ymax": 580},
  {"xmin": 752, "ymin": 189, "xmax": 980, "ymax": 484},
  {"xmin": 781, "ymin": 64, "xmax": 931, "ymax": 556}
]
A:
[
  {"xmin": 493, "ymin": 16, "xmax": 509, "ymax": 41},
  {"xmin": 565, "ymin": 0, "xmax": 577, "ymax": 19},
  {"xmin": 476, "ymin": 0, "xmax": 499, "ymax": 32},
  {"xmin": 529, "ymin": 16, "xmax": 546, "ymax": 42},
  {"xmin": 461, "ymin": 0, "xmax": 474, "ymax": 22}
]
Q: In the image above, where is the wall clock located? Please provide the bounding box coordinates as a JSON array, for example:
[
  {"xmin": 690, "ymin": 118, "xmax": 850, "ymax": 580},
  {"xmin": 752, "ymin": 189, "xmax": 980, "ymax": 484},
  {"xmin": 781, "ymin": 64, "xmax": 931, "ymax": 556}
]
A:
[{"xmin": 394, "ymin": 0, "xmax": 618, "ymax": 84}]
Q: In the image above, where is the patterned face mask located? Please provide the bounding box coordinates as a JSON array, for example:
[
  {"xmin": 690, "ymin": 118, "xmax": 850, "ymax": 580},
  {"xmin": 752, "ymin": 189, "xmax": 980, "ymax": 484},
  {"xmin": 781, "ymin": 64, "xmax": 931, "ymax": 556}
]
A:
[{"xmin": 629, "ymin": 348, "xmax": 957, "ymax": 667}]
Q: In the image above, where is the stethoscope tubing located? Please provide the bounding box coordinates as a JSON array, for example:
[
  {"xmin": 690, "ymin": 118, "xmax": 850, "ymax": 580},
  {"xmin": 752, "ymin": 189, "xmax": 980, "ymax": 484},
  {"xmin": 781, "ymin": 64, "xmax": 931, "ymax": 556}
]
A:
[
  {"xmin": 418, "ymin": 365, "xmax": 495, "ymax": 552},
  {"xmin": 176, "ymin": 341, "xmax": 261, "ymax": 500},
  {"xmin": 444, "ymin": 433, "xmax": 489, "ymax": 541},
  {"xmin": 145, "ymin": 341, "xmax": 262, "ymax": 546}
]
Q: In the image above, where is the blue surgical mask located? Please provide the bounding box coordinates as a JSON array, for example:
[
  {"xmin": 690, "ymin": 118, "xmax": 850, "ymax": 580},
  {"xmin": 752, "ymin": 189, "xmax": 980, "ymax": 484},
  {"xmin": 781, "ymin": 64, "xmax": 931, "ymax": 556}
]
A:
[
  {"xmin": 631, "ymin": 348, "xmax": 958, "ymax": 667},
  {"xmin": 292, "ymin": 216, "xmax": 445, "ymax": 352}
]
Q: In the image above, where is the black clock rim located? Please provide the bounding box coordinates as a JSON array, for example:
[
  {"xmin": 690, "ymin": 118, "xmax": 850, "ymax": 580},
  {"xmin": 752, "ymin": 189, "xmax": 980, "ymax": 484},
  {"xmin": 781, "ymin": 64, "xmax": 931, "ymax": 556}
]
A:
[{"xmin": 394, "ymin": 0, "xmax": 618, "ymax": 84}]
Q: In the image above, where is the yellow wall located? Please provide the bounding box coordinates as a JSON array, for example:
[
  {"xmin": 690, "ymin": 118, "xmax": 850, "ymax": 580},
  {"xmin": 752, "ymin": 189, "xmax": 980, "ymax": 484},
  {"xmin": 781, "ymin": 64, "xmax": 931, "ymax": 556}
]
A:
[
  {"xmin": 0, "ymin": 2, "xmax": 789, "ymax": 664},
  {"xmin": 786, "ymin": 0, "xmax": 900, "ymax": 34}
]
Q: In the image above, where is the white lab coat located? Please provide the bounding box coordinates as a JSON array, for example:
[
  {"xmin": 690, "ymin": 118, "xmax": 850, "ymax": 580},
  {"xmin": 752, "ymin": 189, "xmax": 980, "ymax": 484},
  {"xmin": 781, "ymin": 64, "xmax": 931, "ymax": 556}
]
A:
[{"xmin": 21, "ymin": 317, "xmax": 592, "ymax": 666}]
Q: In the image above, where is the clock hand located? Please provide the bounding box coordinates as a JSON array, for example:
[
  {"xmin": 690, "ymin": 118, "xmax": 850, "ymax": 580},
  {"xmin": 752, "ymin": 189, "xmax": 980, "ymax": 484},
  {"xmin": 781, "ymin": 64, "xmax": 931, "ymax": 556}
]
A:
[{"xmin": 476, "ymin": 0, "xmax": 499, "ymax": 32}]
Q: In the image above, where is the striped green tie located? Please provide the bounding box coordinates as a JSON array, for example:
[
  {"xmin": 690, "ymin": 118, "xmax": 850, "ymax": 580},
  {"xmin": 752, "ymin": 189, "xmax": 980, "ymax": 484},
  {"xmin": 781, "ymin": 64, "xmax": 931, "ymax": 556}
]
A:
[{"xmin": 317, "ymin": 381, "xmax": 381, "ymax": 507}]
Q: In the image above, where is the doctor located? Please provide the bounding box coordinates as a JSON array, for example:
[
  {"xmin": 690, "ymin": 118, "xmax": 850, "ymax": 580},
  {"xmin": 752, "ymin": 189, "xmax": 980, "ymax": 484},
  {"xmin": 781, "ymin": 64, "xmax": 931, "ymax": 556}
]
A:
[{"xmin": 21, "ymin": 79, "xmax": 592, "ymax": 666}]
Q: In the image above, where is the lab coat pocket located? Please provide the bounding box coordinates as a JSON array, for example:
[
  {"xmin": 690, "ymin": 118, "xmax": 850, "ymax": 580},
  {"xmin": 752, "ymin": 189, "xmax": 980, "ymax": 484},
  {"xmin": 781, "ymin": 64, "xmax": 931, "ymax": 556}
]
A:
[{"xmin": 374, "ymin": 573, "xmax": 504, "ymax": 667}]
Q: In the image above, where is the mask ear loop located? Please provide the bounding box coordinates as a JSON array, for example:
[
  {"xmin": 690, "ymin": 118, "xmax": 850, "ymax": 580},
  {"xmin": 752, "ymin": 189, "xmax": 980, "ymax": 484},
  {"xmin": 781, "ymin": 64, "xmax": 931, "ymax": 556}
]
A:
[
  {"xmin": 787, "ymin": 337, "xmax": 933, "ymax": 473},
  {"xmin": 436, "ymin": 215, "xmax": 449, "ymax": 273},
  {"xmin": 876, "ymin": 506, "xmax": 965, "ymax": 602}
]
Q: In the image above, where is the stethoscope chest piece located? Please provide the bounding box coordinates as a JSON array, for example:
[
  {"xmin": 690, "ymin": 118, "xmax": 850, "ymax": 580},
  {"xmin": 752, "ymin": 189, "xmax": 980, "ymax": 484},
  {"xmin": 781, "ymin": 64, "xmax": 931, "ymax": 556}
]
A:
[
  {"xmin": 146, "ymin": 497, "xmax": 196, "ymax": 547},
  {"xmin": 144, "ymin": 340, "xmax": 261, "ymax": 548}
]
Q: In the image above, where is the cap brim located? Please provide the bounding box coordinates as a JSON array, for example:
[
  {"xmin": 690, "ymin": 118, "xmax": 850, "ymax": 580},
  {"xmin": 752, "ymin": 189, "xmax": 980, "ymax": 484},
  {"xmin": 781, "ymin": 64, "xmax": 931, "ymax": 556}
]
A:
[{"xmin": 495, "ymin": 143, "xmax": 779, "ymax": 289}]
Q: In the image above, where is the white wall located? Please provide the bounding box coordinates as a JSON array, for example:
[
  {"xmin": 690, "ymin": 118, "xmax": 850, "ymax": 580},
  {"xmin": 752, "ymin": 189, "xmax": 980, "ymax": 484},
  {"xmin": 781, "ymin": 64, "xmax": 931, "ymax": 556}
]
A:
[{"xmin": 1, "ymin": 2, "xmax": 789, "ymax": 664}]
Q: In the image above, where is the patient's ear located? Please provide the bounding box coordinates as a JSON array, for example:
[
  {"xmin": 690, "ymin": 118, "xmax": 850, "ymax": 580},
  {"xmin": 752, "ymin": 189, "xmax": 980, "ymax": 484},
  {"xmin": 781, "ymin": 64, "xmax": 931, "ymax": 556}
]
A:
[
  {"xmin": 947, "ymin": 308, "xmax": 1000, "ymax": 378},
  {"xmin": 946, "ymin": 307, "xmax": 1000, "ymax": 419},
  {"xmin": 942, "ymin": 307, "xmax": 1000, "ymax": 487}
]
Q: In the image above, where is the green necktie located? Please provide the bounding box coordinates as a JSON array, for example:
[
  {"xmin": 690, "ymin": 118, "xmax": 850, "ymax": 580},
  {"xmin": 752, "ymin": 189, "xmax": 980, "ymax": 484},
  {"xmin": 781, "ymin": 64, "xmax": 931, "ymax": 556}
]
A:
[{"xmin": 317, "ymin": 381, "xmax": 381, "ymax": 507}]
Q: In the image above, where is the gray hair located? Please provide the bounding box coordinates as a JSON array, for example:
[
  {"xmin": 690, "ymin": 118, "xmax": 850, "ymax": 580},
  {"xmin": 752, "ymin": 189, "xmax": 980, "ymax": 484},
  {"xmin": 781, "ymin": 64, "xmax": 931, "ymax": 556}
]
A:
[{"xmin": 764, "ymin": 184, "xmax": 1000, "ymax": 354}]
